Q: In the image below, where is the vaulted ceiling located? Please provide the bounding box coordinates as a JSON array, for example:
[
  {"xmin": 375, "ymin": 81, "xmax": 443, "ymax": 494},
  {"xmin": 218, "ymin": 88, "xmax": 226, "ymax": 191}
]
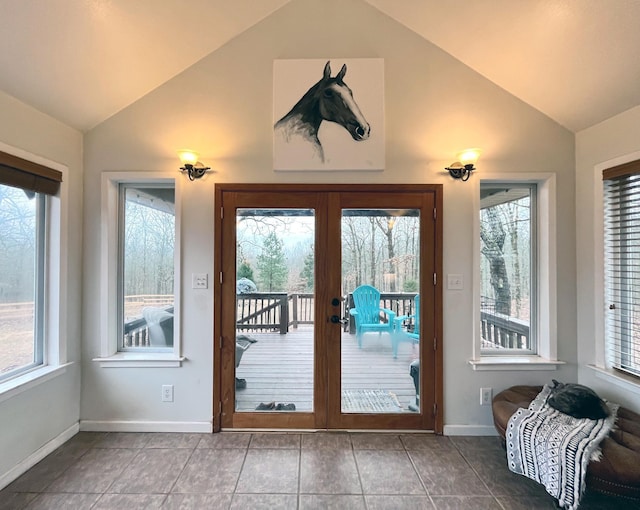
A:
[{"xmin": 1, "ymin": 0, "xmax": 639, "ymax": 133}]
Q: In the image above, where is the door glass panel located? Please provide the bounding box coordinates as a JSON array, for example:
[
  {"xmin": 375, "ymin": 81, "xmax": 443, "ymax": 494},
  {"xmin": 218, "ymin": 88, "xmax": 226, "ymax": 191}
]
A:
[
  {"xmin": 234, "ymin": 208, "xmax": 315, "ymax": 413},
  {"xmin": 341, "ymin": 209, "xmax": 420, "ymax": 413}
]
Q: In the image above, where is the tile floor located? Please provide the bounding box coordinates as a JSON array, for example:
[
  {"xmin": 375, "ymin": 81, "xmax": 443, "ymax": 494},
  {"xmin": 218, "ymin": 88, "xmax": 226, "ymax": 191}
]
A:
[{"xmin": 0, "ymin": 432, "xmax": 636, "ymax": 509}]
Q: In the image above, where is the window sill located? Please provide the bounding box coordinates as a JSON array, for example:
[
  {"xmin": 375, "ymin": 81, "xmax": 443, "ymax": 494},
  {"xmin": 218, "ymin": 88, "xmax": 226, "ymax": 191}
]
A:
[
  {"xmin": 469, "ymin": 356, "xmax": 565, "ymax": 371},
  {"xmin": 588, "ymin": 364, "xmax": 640, "ymax": 396},
  {"xmin": 94, "ymin": 353, "xmax": 186, "ymax": 368},
  {"xmin": 0, "ymin": 363, "xmax": 72, "ymax": 404}
]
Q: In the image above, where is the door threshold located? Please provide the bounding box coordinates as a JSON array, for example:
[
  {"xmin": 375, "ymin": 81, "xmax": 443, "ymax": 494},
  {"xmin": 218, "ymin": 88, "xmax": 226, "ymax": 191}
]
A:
[{"xmin": 220, "ymin": 428, "xmax": 436, "ymax": 434}]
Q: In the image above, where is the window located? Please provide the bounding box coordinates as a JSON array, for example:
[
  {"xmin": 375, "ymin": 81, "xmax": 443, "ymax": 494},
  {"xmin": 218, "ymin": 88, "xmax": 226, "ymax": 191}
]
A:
[
  {"xmin": 118, "ymin": 184, "xmax": 175, "ymax": 351},
  {"xmin": 98, "ymin": 173, "xmax": 181, "ymax": 366},
  {"xmin": 480, "ymin": 183, "xmax": 537, "ymax": 354},
  {"xmin": 0, "ymin": 150, "xmax": 62, "ymax": 382},
  {"xmin": 0, "ymin": 185, "xmax": 45, "ymax": 380},
  {"xmin": 603, "ymin": 160, "xmax": 640, "ymax": 378}
]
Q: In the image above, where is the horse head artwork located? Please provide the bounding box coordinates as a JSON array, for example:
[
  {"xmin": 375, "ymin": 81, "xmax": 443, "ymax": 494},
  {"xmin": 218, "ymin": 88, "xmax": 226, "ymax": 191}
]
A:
[{"xmin": 274, "ymin": 61, "xmax": 371, "ymax": 165}]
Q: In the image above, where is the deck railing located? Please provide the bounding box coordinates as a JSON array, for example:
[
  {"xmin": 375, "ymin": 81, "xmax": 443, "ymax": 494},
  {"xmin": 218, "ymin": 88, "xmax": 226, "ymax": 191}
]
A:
[
  {"xmin": 123, "ymin": 316, "xmax": 150, "ymax": 347},
  {"xmin": 121, "ymin": 292, "xmax": 530, "ymax": 346},
  {"xmin": 480, "ymin": 310, "xmax": 530, "ymax": 349},
  {"xmin": 123, "ymin": 304, "xmax": 174, "ymax": 347},
  {"xmin": 236, "ymin": 293, "xmax": 289, "ymax": 334},
  {"xmin": 288, "ymin": 293, "xmax": 314, "ymax": 328},
  {"xmin": 235, "ymin": 292, "xmax": 418, "ymax": 335},
  {"xmin": 235, "ymin": 292, "xmax": 317, "ymax": 333},
  {"xmin": 1, "ymin": 294, "xmax": 528, "ymax": 349}
]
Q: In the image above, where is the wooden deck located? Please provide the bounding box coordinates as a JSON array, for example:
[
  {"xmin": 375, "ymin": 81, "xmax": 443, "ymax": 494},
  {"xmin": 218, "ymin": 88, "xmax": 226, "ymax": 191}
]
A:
[{"xmin": 235, "ymin": 328, "xmax": 419, "ymax": 413}]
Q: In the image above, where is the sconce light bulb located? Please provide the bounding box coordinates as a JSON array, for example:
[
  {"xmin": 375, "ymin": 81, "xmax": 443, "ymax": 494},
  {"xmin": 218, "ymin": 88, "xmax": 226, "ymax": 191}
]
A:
[
  {"xmin": 457, "ymin": 148, "xmax": 481, "ymax": 167},
  {"xmin": 178, "ymin": 150, "xmax": 199, "ymax": 166}
]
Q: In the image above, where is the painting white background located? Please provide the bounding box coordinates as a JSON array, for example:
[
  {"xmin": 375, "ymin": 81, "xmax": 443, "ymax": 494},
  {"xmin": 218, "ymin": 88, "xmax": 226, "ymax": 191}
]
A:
[{"xmin": 273, "ymin": 58, "xmax": 385, "ymax": 171}]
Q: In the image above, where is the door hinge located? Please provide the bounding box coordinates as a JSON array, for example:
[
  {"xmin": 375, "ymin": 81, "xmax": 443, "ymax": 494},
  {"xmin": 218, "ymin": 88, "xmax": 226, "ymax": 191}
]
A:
[
  {"xmin": 433, "ymin": 273, "xmax": 437, "ymax": 286},
  {"xmin": 219, "ymin": 272, "xmax": 223, "ymax": 284},
  {"xmin": 433, "ymin": 403, "xmax": 438, "ymax": 417},
  {"xmin": 433, "ymin": 337, "xmax": 437, "ymax": 351},
  {"xmin": 433, "ymin": 207, "xmax": 437, "ymax": 220},
  {"xmin": 219, "ymin": 401, "xmax": 222, "ymax": 416},
  {"xmin": 219, "ymin": 336, "xmax": 223, "ymax": 349},
  {"xmin": 220, "ymin": 206, "xmax": 224, "ymax": 219}
]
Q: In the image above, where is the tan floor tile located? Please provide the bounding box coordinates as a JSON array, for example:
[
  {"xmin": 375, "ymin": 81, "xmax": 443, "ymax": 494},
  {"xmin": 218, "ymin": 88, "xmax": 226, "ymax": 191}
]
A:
[
  {"xmin": 236, "ymin": 449, "xmax": 299, "ymax": 494},
  {"xmin": 299, "ymin": 449, "xmax": 361, "ymax": 494},
  {"xmin": 172, "ymin": 449, "xmax": 246, "ymax": 494},
  {"xmin": 299, "ymin": 494, "xmax": 366, "ymax": 509},
  {"xmin": 355, "ymin": 450, "xmax": 425, "ymax": 495}
]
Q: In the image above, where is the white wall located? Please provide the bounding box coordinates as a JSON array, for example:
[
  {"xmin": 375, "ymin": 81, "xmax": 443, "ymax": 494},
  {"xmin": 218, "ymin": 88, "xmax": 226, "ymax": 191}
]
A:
[
  {"xmin": 81, "ymin": 0, "xmax": 576, "ymax": 431},
  {"xmin": 576, "ymin": 104, "xmax": 640, "ymax": 410},
  {"xmin": 0, "ymin": 91, "xmax": 83, "ymax": 482}
]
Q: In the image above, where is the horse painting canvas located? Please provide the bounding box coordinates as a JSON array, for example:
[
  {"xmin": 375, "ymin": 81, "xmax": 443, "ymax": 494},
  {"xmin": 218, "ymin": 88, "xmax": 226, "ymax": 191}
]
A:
[{"xmin": 273, "ymin": 59, "xmax": 384, "ymax": 171}]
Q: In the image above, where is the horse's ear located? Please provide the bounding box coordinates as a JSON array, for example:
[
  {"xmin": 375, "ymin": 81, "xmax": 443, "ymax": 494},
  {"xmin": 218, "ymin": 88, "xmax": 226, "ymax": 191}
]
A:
[
  {"xmin": 323, "ymin": 61, "xmax": 331, "ymax": 80},
  {"xmin": 336, "ymin": 64, "xmax": 347, "ymax": 83}
]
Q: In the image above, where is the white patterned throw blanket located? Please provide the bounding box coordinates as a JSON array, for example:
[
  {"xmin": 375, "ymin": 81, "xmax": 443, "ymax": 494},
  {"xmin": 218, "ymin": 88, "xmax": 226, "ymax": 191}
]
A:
[{"xmin": 506, "ymin": 385, "xmax": 617, "ymax": 510}]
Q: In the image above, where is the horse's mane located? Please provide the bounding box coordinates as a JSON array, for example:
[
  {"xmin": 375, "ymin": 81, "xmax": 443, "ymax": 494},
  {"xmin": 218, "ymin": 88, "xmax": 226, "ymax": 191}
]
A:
[{"xmin": 275, "ymin": 80, "xmax": 325, "ymax": 132}]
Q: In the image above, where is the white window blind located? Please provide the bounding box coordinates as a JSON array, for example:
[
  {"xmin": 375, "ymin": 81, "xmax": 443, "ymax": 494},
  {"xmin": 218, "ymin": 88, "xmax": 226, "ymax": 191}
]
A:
[{"xmin": 603, "ymin": 160, "xmax": 640, "ymax": 378}]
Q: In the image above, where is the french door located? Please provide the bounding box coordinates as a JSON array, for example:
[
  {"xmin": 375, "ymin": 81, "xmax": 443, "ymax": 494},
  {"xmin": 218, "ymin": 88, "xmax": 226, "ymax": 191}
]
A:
[{"xmin": 214, "ymin": 184, "xmax": 442, "ymax": 431}]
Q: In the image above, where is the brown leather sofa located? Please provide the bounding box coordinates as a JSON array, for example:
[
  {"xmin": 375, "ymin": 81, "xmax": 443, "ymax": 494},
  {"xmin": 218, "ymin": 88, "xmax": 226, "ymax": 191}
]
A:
[{"xmin": 492, "ymin": 385, "xmax": 640, "ymax": 501}]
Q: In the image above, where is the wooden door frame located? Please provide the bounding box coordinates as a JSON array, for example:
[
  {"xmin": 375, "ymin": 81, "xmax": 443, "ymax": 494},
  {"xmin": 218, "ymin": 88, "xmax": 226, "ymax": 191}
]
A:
[{"xmin": 213, "ymin": 184, "xmax": 443, "ymax": 433}]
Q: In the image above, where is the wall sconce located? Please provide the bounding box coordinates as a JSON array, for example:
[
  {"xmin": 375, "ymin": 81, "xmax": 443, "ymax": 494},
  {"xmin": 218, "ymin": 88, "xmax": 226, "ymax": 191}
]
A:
[
  {"xmin": 445, "ymin": 148, "xmax": 481, "ymax": 181},
  {"xmin": 178, "ymin": 150, "xmax": 211, "ymax": 181}
]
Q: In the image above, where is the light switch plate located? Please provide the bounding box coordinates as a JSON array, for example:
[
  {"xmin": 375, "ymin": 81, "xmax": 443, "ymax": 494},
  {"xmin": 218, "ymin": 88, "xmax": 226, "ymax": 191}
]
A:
[
  {"xmin": 447, "ymin": 273, "xmax": 463, "ymax": 290},
  {"xmin": 192, "ymin": 273, "xmax": 208, "ymax": 289}
]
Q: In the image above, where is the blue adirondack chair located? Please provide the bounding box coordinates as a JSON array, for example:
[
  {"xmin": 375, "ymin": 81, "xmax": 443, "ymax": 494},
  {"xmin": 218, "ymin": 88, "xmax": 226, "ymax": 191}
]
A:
[
  {"xmin": 393, "ymin": 295, "xmax": 420, "ymax": 358},
  {"xmin": 349, "ymin": 285, "xmax": 397, "ymax": 351}
]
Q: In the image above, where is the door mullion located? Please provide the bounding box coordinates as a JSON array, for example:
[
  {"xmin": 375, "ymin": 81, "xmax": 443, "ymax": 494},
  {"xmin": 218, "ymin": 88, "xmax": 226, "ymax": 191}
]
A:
[{"xmin": 314, "ymin": 192, "xmax": 330, "ymax": 429}]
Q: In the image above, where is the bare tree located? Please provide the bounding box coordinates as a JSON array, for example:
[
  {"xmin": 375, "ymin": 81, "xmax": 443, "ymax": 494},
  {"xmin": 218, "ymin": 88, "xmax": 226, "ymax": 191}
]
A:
[
  {"xmin": 480, "ymin": 207, "xmax": 511, "ymax": 315},
  {"xmin": 342, "ymin": 216, "xmax": 367, "ymax": 290},
  {"xmin": 0, "ymin": 186, "xmax": 37, "ymax": 302},
  {"xmin": 375, "ymin": 216, "xmax": 397, "ymax": 291}
]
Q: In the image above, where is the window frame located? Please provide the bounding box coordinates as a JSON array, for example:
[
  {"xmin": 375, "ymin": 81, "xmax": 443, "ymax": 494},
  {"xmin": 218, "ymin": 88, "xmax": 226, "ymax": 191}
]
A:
[
  {"xmin": 117, "ymin": 182, "xmax": 176, "ymax": 353},
  {"xmin": 479, "ymin": 182, "xmax": 538, "ymax": 356},
  {"xmin": 96, "ymin": 172, "xmax": 183, "ymax": 367},
  {"xmin": 602, "ymin": 160, "xmax": 640, "ymax": 379},
  {"xmin": 470, "ymin": 173, "xmax": 561, "ymax": 370},
  {"xmin": 0, "ymin": 142, "xmax": 69, "ymax": 396},
  {"xmin": 34, "ymin": 193, "xmax": 46, "ymax": 367},
  {"xmin": 589, "ymin": 151, "xmax": 640, "ymax": 393}
]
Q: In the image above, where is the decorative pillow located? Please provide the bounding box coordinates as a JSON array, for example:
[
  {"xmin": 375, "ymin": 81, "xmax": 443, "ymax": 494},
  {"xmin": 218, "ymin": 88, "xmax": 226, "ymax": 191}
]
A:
[{"xmin": 547, "ymin": 379, "xmax": 610, "ymax": 420}]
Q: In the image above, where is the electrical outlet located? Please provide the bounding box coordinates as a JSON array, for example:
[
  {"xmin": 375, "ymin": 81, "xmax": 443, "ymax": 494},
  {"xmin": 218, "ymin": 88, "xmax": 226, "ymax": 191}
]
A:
[
  {"xmin": 192, "ymin": 273, "xmax": 208, "ymax": 289},
  {"xmin": 162, "ymin": 384, "xmax": 174, "ymax": 402},
  {"xmin": 480, "ymin": 387, "xmax": 492, "ymax": 406}
]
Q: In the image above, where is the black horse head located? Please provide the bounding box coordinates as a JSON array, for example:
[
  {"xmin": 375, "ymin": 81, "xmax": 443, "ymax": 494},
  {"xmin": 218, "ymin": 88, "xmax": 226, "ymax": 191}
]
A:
[
  {"xmin": 315, "ymin": 61, "xmax": 370, "ymax": 141},
  {"xmin": 277, "ymin": 61, "xmax": 370, "ymax": 142}
]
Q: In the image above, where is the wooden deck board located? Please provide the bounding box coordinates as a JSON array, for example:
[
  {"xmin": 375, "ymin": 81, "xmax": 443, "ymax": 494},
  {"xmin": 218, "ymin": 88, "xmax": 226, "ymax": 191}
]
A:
[{"xmin": 235, "ymin": 329, "xmax": 419, "ymax": 412}]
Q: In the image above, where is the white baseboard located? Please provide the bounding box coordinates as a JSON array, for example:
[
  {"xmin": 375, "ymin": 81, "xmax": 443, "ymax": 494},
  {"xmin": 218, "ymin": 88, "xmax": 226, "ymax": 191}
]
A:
[
  {"xmin": 444, "ymin": 425, "xmax": 498, "ymax": 436},
  {"xmin": 0, "ymin": 422, "xmax": 79, "ymax": 491},
  {"xmin": 79, "ymin": 420, "xmax": 213, "ymax": 433}
]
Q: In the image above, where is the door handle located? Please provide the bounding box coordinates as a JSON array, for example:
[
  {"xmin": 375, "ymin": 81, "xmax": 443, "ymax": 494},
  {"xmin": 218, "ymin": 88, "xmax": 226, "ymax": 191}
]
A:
[
  {"xmin": 330, "ymin": 315, "xmax": 347, "ymax": 324},
  {"xmin": 331, "ymin": 297, "xmax": 342, "ymax": 307}
]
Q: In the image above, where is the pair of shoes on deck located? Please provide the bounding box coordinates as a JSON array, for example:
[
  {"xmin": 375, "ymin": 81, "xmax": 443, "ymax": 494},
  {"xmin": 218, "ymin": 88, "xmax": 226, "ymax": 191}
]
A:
[
  {"xmin": 255, "ymin": 401, "xmax": 275, "ymax": 410},
  {"xmin": 255, "ymin": 402, "xmax": 296, "ymax": 411}
]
